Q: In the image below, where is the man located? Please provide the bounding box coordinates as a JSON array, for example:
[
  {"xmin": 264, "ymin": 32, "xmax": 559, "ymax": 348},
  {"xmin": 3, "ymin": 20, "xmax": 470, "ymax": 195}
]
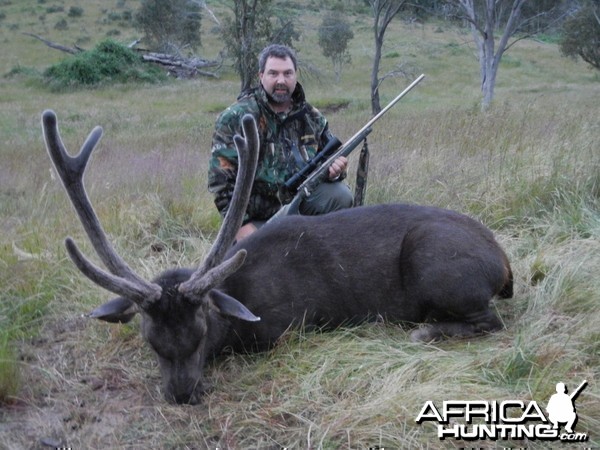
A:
[
  {"xmin": 546, "ymin": 382, "xmax": 578, "ymax": 433},
  {"xmin": 209, "ymin": 44, "xmax": 353, "ymax": 241}
]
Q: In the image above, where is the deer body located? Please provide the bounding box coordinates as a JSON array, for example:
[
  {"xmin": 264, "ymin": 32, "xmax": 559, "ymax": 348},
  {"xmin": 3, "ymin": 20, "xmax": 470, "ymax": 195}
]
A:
[
  {"xmin": 42, "ymin": 110, "xmax": 512, "ymax": 405},
  {"xmin": 217, "ymin": 203, "xmax": 512, "ymax": 350}
]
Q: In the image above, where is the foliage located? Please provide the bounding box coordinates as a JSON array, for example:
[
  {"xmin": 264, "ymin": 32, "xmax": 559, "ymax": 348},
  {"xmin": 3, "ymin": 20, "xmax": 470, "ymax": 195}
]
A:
[
  {"xmin": 67, "ymin": 6, "xmax": 84, "ymax": 17},
  {"xmin": 221, "ymin": 0, "xmax": 300, "ymax": 92},
  {"xmin": 318, "ymin": 12, "xmax": 354, "ymax": 82},
  {"xmin": 43, "ymin": 39, "xmax": 167, "ymax": 90},
  {"xmin": 134, "ymin": 0, "xmax": 202, "ymax": 53},
  {"xmin": 1, "ymin": 0, "xmax": 599, "ymax": 445},
  {"xmin": 559, "ymin": 0, "xmax": 600, "ymax": 70}
]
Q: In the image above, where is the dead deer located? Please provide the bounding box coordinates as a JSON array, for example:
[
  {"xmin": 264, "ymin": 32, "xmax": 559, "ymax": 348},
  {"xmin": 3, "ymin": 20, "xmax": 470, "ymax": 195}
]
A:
[{"xmin": 42, "ymin": 110, "xmax": 513, "ymax": 405}]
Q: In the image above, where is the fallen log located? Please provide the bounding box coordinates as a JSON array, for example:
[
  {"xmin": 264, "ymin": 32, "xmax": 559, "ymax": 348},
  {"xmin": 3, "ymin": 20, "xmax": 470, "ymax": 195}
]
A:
[
  {"xmin": 23, "ymin": 33, "xmax": 221, "ymax": 79},
  {"xmin": 140, "ymin": 52, "xmax": 221, "ymax": 78}
]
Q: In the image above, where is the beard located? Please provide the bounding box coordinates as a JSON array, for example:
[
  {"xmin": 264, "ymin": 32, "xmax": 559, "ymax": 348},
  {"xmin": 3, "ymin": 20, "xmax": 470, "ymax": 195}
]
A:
[{"xmin": 267, "ymin": 84, "xmax": 292, "ymax": 104}]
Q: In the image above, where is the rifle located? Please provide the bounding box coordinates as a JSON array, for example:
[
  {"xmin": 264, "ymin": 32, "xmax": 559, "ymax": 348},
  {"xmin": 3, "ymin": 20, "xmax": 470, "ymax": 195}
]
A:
[
  {"xmin": 269, "ymin": 73, "xmax": 425, "ymax": 222},
  {"xmin": 569, "ymin": 380, "xmax": 588, "ymax": 401}
]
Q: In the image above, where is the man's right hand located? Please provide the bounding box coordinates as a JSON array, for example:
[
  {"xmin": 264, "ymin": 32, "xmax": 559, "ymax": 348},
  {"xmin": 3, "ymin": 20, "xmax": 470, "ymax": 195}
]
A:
[{"xmin": 236, "ymin": 223, "xmax": 258, "ymax": 242}]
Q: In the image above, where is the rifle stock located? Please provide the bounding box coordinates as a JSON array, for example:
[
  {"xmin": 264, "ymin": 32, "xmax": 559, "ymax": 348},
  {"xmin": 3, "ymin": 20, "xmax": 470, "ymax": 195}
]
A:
[{"xmin": 269, "ymin": 73, "xmax": 426, "ymax": 223}]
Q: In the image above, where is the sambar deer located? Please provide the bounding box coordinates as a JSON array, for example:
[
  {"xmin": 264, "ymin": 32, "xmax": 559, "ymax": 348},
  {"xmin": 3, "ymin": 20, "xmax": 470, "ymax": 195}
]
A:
[{"xmin": 42, "ymin": 110, "xmax": 513, "ymax": 405}]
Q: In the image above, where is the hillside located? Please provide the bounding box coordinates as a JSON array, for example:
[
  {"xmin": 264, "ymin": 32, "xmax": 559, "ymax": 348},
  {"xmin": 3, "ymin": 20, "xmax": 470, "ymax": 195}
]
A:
[{"xmin": 0, "ymin": 0, "xmax": 599, "ymax": 449}]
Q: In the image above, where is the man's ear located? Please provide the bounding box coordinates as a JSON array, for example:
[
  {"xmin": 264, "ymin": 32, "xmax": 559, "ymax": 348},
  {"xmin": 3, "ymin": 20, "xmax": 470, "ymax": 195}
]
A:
[
  {"xmin": 208, "ymin": 290, "xmax": 260, "ymax": 322},
  {"xmin": 88, "ymin": 297, "xmax": 139, "ymax": 323}
]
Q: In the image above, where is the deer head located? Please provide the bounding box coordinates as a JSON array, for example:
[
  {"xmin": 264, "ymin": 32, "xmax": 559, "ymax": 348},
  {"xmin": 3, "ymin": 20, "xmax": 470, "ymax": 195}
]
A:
[{"xmin": 42, "ymin": 110, "xmax": 261, "ymax": 404}]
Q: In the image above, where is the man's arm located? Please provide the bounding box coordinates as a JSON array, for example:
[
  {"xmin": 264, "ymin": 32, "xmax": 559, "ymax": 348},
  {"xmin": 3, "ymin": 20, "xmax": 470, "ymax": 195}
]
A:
[{"xmin": 208, "ymin": 111, "xmax": 244, "ymax": 219}]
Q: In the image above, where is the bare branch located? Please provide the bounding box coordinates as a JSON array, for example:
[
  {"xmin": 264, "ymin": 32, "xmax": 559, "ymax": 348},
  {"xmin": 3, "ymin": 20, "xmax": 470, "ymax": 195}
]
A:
[
  {"xmin": 189, "ymin": 0, "xmax": 221, "ymax": 26},
  {"xmin": 22, "ymin": 32, "xmax": 82, "ymax": 54}
]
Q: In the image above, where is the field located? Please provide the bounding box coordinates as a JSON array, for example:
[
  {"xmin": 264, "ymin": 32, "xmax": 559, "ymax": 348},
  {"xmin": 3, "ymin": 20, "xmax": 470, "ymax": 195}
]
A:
[{"xmin": 1, "ymin": 0, "xmax": 599, "ymax": 448}]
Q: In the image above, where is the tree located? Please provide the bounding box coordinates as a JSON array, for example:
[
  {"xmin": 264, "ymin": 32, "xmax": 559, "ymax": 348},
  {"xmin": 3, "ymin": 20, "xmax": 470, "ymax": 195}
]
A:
[
  {"xmin": 368, "ymin": 0, "xmax": 409, "ymax": 115},
  {"xmin": 221, "ymin": 0, "xmax": 299, "ymax": 93},
  {"xmin": 450, "ymin": 0, "xmax": 568, "ymax": 110},
  {"xmin": 135, "ymin": 0, "xmax": 202, "ymax": 54},
  {"xmin": 560, "ymin": 0, "xmax": 600, "ymax": 70},
  {"xmin": 318, "ymin": 13, "xmax": 355, "ymax": 82}
]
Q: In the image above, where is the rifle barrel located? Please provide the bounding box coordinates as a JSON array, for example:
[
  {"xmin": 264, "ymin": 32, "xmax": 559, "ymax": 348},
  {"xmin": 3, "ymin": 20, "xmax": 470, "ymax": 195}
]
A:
[
  {"xmin": 298, "ymin": 74, "xmax": 425, "ymax": 193},
  {"xmin": 569, "ymin": 379, "xmax": 588, "ymax": 400},
  {"xmin": 350, "ymin": 73, "xmax": 425, "ymax": 144}
]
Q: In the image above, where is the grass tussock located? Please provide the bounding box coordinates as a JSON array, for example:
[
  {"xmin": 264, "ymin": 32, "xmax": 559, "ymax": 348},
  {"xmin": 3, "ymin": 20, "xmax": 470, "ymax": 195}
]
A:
[{"xmin": 1, "ymin": 0, "xmax": 599, "ymax": 448}]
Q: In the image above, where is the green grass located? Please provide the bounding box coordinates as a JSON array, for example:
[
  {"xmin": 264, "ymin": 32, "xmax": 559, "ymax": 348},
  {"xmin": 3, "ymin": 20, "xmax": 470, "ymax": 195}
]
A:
[{"xmin": 1, "ymin": 0, "xmax": 599, "ymax": 448}]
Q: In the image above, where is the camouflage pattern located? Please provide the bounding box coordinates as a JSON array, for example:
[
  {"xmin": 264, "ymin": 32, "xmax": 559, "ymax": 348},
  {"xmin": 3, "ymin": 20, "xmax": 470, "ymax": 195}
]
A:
[{"xmin": 209, "ymin": 82, "xmax": 333, "ymax": 223}]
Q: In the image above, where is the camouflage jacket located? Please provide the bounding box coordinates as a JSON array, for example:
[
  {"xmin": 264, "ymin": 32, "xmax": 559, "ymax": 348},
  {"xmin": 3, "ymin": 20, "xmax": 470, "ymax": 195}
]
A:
[{"xmin": 208, "ymin": 83, "xmax": 335, "ymax": 223}]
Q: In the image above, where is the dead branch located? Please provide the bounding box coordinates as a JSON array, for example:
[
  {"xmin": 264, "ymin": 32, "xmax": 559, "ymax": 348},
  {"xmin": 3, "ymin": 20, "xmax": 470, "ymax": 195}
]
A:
[
  {"xmin": 141, "ymin": 53, "xmax": 221, "ymax": 78},
  {"xmin": 22, "ymin": 32, "xmax": 82, "ymax": 54}
]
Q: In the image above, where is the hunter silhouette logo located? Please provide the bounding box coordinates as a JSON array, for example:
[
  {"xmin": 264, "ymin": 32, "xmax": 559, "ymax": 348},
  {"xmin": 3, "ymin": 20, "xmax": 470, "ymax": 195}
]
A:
[
  {"xmin": 546, "ymin": 380, "xmax": 587, "ymax": 434},
  {"xmin": 415, "ymin": 379, "xmax": 589, "ymax": 442}
]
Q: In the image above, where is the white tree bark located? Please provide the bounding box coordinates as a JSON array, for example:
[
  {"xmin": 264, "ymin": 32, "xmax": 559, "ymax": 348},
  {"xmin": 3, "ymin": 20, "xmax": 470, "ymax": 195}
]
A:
[{"xmin": 455, "ymin": 0, "xmax": 526, "ymax": 110}]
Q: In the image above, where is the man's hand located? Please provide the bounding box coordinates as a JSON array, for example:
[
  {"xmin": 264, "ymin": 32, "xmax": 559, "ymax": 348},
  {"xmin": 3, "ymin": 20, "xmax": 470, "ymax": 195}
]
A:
[
  {"xmin": 236, "ymin": 223, "xmax": 258, "ymax": 241},
  {"xmin": 328, "ymin": 156, "xmax": 348, "ymax": 180}
]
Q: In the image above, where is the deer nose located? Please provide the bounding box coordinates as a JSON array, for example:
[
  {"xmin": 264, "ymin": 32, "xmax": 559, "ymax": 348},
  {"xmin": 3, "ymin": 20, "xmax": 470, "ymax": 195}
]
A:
[
  {"xmin": 174, "ymin": 392, "xmax": 199, "ymax": 405},
  {"xmin": 169, "ymin": 378, "xmax": 203, "ymax": 405}
]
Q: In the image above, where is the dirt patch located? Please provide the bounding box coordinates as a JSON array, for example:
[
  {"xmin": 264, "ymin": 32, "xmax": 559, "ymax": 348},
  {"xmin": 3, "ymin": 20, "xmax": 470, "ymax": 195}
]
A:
[
  {"xmin": 1, "ymin": 315, "xmax": 163, "ymax": 449},
  {"xmin": 318, "ymin": 101, "xmax": 351, "ymax": 115}
]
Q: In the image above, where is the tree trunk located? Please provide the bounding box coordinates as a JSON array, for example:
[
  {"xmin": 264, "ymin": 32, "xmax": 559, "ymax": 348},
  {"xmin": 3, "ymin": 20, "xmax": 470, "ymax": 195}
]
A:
[
  {"xmin": 371, "ymin": 34, "xmax": 383, "ymax": 115},
  {"xmin": 457, "ymin": 0, "xmax": 525, "ymax": 110},
  {"xmin": 368, "ymin": 0, "xmax": 406, "ymax": 116}
]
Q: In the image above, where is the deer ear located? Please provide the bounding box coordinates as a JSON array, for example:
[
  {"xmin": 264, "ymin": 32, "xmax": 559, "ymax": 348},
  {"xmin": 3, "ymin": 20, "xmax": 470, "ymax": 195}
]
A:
[
  {"xmin": 208, "ymin": 289, "xmax": 260, "ymax": 322},
  {"xmin": 88, "ymin": 296, "xmax": 139, "ymax": 323}
]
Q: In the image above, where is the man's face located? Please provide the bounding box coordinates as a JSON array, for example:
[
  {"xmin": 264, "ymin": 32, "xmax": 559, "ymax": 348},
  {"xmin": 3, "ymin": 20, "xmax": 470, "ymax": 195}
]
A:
[{"xmin": 259, "ymin": 56, "xmax": 297, "ymax": 107}]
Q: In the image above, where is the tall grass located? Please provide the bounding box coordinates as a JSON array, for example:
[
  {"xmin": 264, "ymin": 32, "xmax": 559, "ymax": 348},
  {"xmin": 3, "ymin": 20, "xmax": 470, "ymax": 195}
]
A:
[{"xmin": 1, "ymin": 0, "xmax": 599, "ymax": 447}]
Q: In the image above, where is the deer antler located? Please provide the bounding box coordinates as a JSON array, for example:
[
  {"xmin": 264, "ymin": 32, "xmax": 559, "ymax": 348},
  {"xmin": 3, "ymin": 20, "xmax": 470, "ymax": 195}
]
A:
[
  {"xmin": 42, "ymin": 110, "xmax": 162, "ymax": 306},
  {"xmin": 179, "ymin": 114, "xmax": 259, "ymax": 298}
]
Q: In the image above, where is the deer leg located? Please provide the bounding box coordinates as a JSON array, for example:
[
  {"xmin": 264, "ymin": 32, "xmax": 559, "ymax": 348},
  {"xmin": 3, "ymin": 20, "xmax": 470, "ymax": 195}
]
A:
[{"xmin": 410, "ymin": 309, "xmax": 503, "ymax": 343}]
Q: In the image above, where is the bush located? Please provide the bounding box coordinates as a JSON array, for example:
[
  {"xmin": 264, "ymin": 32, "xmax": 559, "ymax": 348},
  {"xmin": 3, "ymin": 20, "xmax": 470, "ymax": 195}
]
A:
[
  {"xmin": 45, "ymin": 5, "xmax": 63, "ymax": 13},
  {"xmin": 318, "ymin": 12, "xmax": 354, "ymax": 82},
  {"xmin": 135, "ymin": 0, "xmax": 201, "ymax": 53},
  {"xmin": 54, "ymin": 17, "xmax": 67, "ymax": 30},
  {"xmin": 43, "ymin": 39, "xmax": 167, "ymax": 90},
  {"xmin": 67, "ymin": 6, "xmax": 84, "ymax": 18},
  {"xmin": 559, "ymin": 0, "xmax": 600, "ymax": 70}
]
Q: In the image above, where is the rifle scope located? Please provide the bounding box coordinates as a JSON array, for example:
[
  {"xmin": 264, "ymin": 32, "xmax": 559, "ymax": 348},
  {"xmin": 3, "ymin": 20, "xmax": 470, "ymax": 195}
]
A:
[{"xmin": 284, "ymin": 136, "xmax": 342, "ymax": 193}]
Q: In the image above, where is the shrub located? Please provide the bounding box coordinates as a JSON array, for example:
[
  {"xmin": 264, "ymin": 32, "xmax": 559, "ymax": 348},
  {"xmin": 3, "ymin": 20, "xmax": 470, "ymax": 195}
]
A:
[
  {"xmin": 67, "ymin": 6, "xmax": 84, "ymax": 18},
  {"xmin": 45, "ymin": 5, "xmax": 63, "ymax": 13},
  {"xmin": 54, "ymin": 17, "xmax": 67, "ymax": 30},
  {"xmin": 559, "ymin": 0, "xmax": 600, "ymax": 70},
  {"xmin": 135, "ymin": 0, "xmax": 201, "ymax": 53},
  {"xmin": 43, "ymin": 39, "xmax": 167, "ymax": 90},
  {"xmin": 318, "ymin": 12, "xmax": 354, "ymax": 82}
]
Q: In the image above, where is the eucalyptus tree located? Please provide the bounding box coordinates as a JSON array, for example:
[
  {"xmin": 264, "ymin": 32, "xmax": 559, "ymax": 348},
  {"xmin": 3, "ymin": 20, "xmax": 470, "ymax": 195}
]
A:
[
  {"xmin": 318, "ymin": 13, "xmax": 355, "ymax": 82},
  {"xmin": 135, "ymin": 0, "xmax": 202, "ymax": 54},
  {"xmin": 449, "ymin": 0, "xmax": 569, "ymax": 110},
  {"xmin": 221, "ymin": 0, "xmax": 299, "ymax": 93},
  {"xmin": 367, "ymin": 0, "xmax": 409, "ymax": 115}
]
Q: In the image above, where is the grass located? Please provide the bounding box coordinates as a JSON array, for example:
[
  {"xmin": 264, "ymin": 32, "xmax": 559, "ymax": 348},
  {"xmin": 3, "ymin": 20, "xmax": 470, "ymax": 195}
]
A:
[{"xmin": 1, "ymin": 0, "xmax": 599, "ymax": 448}]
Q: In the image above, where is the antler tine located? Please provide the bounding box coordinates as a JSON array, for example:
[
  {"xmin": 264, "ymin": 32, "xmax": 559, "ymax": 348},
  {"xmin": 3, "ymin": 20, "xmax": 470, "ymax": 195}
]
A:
[
  {"xmin": 42, "ymin": 110, "xmax": 161, "ymax": 305},
  {"xmin": 65, "ymin": 238, "xmax": 159, "ymax": 306},
  {"xmin": 201, "ymin": 113, "xmax": 259, "ymax": 272},
  {"xmin": 178, "ymin": 114, "xmax": 259, "ymax": 299}
]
